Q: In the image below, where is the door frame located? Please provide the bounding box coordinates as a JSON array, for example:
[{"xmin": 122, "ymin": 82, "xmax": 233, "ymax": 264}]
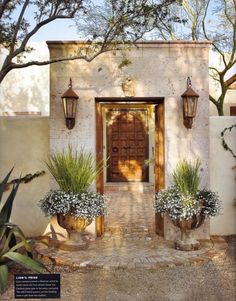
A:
[{"xmin": 95, "ymin": 97, "xmax": 165, "ymax": 236}]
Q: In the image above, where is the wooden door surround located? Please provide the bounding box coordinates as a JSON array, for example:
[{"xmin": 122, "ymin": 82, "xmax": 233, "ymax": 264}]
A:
[
  {"xmin": 107, "ymin": 108, "xmax": 149, "ymax": 182},
  {"xmin": 95, "ymin": 97, "xmax": 165, "ymax": 237}
]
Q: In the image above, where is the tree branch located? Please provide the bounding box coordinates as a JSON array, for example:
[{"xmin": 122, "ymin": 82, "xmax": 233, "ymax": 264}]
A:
[
  {"xmin": 223, "ymin": 0, "xmax": 234, "ymax": 26},
  {"xmin": 5, "ymin": 45, "xmax": 122, "ymax": 72},
  {"xmin": 209, "ymin": 66, "xmax": 220, "ymax": 74},
  {"xmin": 10, "ymin": 0, "xmax": 30, "ymax": 55},
  {"xmin": 209, "ymin": 94, "xmax": 218, "ymax": 106},
  {"xmin": 0, "ymin": 0, "xmax": 11, "ymax": 19},
  {"xmin": 12, "ymin": 15, "xmax": 72, "ymax": 58}
]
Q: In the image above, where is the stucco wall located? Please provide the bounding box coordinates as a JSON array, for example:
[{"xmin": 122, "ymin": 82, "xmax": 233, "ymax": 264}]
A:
[
  {"xmin": 48, "ymin": 41, "xmax": 210, "ymax": 188},
  {"xmin": 0, "ymin": 43, "xmax": 49, "ymax": 116},
  {"xmin": 48, "ymin": 41, "xmax": 210, "ymax": 239},
  {"xmin": 0, "ymin": 117, "xmax": 50, "ymax": 236},
  {"xmin": 209, "ymin": 117, "xmax": 236, "ymax": 235}
]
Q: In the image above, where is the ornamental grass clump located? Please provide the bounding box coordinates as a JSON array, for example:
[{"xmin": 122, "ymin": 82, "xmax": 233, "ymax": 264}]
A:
[
  {"xmin": 40, "ymin": 145, "xmax": 106, "ymax": 220},
  {"xmin": 172, "ymin": 158, "xmax": 200, "ymax": 197},
  {"xmin": 46, "ymin": 145, "xmax": 104, "ymax": 194},
  {"xmin": 154, "ymin": 159, "xmax": 221, "ymax": 221}
]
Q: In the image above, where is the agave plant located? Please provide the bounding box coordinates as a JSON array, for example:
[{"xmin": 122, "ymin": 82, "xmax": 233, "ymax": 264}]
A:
[
  {"xmin": 46, "ymin": 145, "xmax": 105, "ymax": 194},
  {"xmin": 0, "ymin": 169, "xmax": 45, "ymax": 294}
]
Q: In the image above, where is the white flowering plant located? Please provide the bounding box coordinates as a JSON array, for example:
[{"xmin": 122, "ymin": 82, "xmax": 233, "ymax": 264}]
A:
[
  {"xmin": 39, "ymin": 190, "xmax": 106, "ymax": 220},
  {"xmin": 154, "ymin": 186, "xmax": 221, "ymax": 221},
  {"xmin": 154, "ymin": 159, "xmax": 222, "ymax": 221}
]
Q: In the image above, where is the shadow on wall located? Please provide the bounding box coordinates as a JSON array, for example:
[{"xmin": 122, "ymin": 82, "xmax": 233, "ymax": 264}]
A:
[
  {"xmin": 0, "ymin": 42, "xmax": 49, "ymax": 116},
  {"xmin": 49, "ymin": 44, "xmax": 209, "ymax": 173},
  {"xmin": 0, "ymin": 117, "xmax": 50, "ymax": 237}
]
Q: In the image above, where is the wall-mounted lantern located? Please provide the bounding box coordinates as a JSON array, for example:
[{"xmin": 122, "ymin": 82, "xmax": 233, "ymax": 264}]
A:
[
  {"xmin": 181, "ymin": 77, "xmax": 199, "ymax": 129},
  {"xmin": 61, "ymin": 78, "xmax": 79, "ymax": 130}
]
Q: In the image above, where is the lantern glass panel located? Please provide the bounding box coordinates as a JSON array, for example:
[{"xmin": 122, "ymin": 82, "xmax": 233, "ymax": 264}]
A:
[
  {"xmin": 62, "ymin": 98, "xmax": 77, "ymax": 118},
  {"xmin": 184, "ymin": 96, "xmax": 197, "ymax": 117}
]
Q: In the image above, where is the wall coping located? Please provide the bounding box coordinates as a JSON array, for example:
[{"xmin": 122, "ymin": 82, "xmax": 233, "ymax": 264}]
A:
[{"xmin": 46, "ymin": 40, "xmax": 212, "ymax": 49}]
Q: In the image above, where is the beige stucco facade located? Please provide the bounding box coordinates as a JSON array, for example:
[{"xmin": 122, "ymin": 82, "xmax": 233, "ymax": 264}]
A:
[
  {"xmin": 48, "ymin": 41, "xmax": 211, "ymax": 239},
  {"xmin": 48, "ymin": 41, "xmax": 210, "ymax": 184}
]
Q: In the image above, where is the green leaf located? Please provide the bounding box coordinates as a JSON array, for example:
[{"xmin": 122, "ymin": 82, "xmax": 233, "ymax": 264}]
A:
[
  {"xmin": 0, "ymin": 265, "xmax": 8, "ymax": 294},
  {"xmin": 11, "ymin": 225, "xmax": 31, "ymax": 252},
  {"xmin": 0, "ymin": 168, "xmax": 14, "ymax": 205},
  {"xmin": 3, "ymin": 252, "xmax": 45, "ymax": 273},
  {"xmin": 8, "ymin": 240, "xmax": 31, "ymax": 255},
  {"xmin": 0, "ymin": 180, "xmax": 20, "ymax": 224},
  {"xmin": 0, "ymin": 224, "xmax": 8, "ymax": 241},
  {"xmin": 0, "ymin": 228, "xmax": 14, "ymax": 257}
]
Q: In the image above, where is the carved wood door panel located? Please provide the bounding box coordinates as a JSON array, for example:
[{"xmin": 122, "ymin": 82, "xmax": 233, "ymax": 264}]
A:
[{"xmin": 107, "ymin": 109, "xmax": 148, "ymax": 182}]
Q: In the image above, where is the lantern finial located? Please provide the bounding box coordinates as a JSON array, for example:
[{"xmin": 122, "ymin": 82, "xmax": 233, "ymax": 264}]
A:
[{"xmin": 187, "ymin": 77, "xmax": 191, "ymax": 88}]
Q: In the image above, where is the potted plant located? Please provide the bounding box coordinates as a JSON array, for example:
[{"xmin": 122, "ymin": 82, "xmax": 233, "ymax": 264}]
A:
[
  {"xmin": 154, "ymin": 159, "xmax": 221, "ymax": 251},
  {"xmin": 39, "ymin": 145, "xmax": 106, "ymax": 250}
]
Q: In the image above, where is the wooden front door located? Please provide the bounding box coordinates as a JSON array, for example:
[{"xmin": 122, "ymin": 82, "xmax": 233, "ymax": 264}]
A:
[{"xmin": 107, "ymin": 109, "xmax": 148, "ymax": 182}]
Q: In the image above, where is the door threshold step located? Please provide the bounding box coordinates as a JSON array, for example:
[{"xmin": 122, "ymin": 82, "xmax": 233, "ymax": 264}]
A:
[{"xmin": 104, "ymin": 183, "xmax": 155, "ymax": 192}]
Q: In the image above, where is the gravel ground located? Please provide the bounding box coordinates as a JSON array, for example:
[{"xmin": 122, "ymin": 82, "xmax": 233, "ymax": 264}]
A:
[{"xmin": 1, "ymin": 238, "xmax": 235, "ymax": 301}]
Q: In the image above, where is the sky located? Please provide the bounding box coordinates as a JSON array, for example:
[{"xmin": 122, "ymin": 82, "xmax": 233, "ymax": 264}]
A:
[
  {"xmin": 24, "ymin": 0, "xmax": 217, "ymax": 42},
  {"xmin": 31, "ymin": 19, "xmax": 78, "ymax": 41}
]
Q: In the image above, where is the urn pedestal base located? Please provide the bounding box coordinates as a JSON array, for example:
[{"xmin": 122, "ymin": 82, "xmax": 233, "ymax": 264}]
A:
[
  {"xmin": 174, "ymin": 230, "xmax": 201, "ymax": 251},
  {"xmin": 172, "ymin": 215, "xmax": 205, "ymax": 251},
  {"xmin": 51, "ymin": 230, "xmax": 89, "ymax": 251},
  {"xmin": 53, "ymin": 213, "xmax": 91, "ymax": 251}
]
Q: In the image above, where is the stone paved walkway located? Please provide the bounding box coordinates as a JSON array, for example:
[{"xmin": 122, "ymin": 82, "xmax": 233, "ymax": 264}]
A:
[
  {"xmin": 35, "ymin": 183, "xmax": 228, "ymax": 269},
  {"xmin": 2, "ymin": 238, "xmax": 235, "ymax": 301},
  {"xmin": 104, "ymin": 183, "xmax": 156, "ymax": 239}
]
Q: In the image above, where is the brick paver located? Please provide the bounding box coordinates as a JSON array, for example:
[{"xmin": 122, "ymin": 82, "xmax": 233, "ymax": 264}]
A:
[{"xmin": 35, "ymin": 183, "xmax": 228, "ymax": 269}]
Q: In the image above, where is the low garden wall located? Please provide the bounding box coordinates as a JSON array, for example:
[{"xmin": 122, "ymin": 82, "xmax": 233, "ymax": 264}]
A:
[
  {"xmin": 0, "ymin": 116, "xmax": 235, "ymax": 236},
  {"xmin": 209, "ymin": 116, "xmax": 236, "ymax": 235},
  {"xmin": 0, "ymin": 117, "xmax": 50, "ymax": 237}
]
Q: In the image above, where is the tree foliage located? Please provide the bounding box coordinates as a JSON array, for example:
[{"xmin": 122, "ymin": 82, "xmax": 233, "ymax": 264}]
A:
[
  {"xmin": 0, "ymin": 0, "xmax": 178, "ymax": 83},
  {"xmin": 153, "ymin": 0, "xmax": 236, "ymax": 115}
]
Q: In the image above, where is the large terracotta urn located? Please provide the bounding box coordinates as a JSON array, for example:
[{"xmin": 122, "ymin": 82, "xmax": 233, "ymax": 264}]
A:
[
  {"xmin": 172, "ymin": 214, "xmax": 205, "ymax": 251},
  {"xmin": 56, "ymin": 212, "xmax": 92, "ymax": 251}
]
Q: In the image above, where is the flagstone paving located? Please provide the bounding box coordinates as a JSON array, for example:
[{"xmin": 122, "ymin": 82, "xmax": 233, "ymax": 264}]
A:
[{"xmin": 34, "ymin": 183, "xmax": 228, "ymax": 270}]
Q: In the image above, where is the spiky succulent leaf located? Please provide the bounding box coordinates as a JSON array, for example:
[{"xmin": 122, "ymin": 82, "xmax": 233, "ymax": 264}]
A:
[
  {"xmin": 0, "ymin": 168, "xmax": 14, "ymax": 205},
  {"xmin": 0, "ymin": 264, "xmax": 8, "ymax": 294},
  {"xmin": 0, "ymin": 180, "xmax": 20, "ymax": 224},
  {"xmin": 3, "ymin": 252, "xmax": 44, "ymax": 273}
]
